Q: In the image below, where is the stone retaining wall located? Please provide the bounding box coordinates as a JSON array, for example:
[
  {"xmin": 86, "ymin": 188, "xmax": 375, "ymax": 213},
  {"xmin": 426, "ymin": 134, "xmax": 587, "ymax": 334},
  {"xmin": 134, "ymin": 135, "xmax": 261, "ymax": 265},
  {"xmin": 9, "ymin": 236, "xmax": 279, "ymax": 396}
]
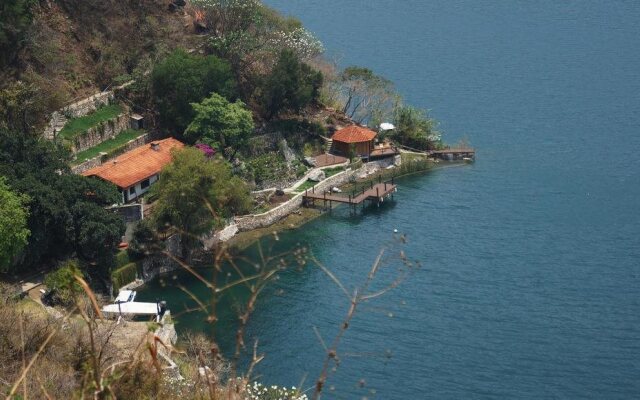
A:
[
  {"xmin": 286, "ymin": 159, "xmax": 351, "ymax": 193},
  {"xmin": 66, "ymin": 91, "xmax": 114, "ymax": 119},
  {"xmin": 201, "ymin": 223, "xmax": 239, "ymax": 250},
  {"xmin": 72, "ymin": 113, "xmax": 131, "ymax": 153},
  {"xmin": 234, "ymin": 167, "xmax": 359, "ymax": 232},
  {"xmin": 71, "ymin": 132, "xmax": 150, "ymax": 174},
  {"xmin": 43, "ymin": 81, "xmax": 134, "ymax": 139}
]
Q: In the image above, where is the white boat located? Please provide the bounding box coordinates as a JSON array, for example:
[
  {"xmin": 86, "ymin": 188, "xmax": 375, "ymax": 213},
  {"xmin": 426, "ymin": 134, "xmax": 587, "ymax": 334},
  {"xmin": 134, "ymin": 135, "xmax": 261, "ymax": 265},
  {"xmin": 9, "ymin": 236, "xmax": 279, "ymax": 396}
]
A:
[
  {"xmin": 103, "ymin": 289, "xmax": 167, "ymax": 322},
  {"xmin": 102, "ymin": 301, "xmax": 161, "ymax": 315}
]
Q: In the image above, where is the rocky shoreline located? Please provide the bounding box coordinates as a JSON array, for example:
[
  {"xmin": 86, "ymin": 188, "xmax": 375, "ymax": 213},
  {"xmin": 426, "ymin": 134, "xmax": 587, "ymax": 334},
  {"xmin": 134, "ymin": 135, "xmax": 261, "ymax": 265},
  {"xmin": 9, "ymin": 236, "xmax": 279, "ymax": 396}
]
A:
[{"xmin": 121, "ymin": 153, "xmax": 447, "ymax": 290}]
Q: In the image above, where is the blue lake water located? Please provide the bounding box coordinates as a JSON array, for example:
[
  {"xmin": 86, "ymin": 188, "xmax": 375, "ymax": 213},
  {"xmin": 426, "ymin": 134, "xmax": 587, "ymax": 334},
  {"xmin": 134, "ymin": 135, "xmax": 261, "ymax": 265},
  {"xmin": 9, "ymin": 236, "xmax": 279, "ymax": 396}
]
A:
[{"xmin": 140, "ymin": 1, "xmax": 640, "ymax": 398}]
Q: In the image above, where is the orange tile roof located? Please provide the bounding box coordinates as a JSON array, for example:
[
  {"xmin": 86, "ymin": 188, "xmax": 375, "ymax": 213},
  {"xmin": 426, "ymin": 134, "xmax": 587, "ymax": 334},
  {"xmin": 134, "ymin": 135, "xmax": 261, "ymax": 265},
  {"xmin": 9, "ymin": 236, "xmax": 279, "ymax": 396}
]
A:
[
  {"xmin": 82, "ymin": 138, "xmax": 184, "ymax": 188},
  {"xmin": 331, "ymin": 125, "xmax": 377, "ymax": 143}
]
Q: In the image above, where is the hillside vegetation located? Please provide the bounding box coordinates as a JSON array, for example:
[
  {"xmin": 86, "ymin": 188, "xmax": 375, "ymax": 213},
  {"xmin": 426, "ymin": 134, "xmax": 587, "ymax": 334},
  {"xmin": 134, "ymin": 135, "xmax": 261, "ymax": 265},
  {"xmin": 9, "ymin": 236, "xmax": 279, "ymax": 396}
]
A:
[{"xmin": 0, "ymin": 1, "xmax": 439, "ymax": 398}]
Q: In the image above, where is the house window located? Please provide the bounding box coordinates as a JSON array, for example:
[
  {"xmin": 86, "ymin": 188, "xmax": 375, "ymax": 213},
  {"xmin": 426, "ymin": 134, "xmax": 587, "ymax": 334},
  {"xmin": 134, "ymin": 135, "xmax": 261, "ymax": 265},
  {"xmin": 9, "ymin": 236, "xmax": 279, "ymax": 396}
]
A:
[
  {"xmin": 129, "ymin": 187, "xmax": 136, "ymax": 196},
  {"xmin": 141, "ymin": 179, "xmax": 150, "ymax": 189}
]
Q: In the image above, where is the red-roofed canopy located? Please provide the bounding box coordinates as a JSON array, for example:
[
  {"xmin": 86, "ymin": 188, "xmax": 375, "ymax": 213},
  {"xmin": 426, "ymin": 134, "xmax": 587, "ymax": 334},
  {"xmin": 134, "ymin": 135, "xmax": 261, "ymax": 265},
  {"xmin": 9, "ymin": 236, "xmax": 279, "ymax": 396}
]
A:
[{"xmin": 331, "ymin": 125, "xmax": 377, "ymax": 143}]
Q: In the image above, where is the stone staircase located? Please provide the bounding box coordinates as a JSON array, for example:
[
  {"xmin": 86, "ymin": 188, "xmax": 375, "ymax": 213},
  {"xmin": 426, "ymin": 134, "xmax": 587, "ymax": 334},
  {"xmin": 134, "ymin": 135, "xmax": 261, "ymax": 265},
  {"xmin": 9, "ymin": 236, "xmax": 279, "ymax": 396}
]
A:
[
  {"xmin": 43, "ymin": 111, "xmax": 68, "ymax": 140},
  {"xmin": 321, "ymin": 135, "xmax": 333, "ymax": 153}
]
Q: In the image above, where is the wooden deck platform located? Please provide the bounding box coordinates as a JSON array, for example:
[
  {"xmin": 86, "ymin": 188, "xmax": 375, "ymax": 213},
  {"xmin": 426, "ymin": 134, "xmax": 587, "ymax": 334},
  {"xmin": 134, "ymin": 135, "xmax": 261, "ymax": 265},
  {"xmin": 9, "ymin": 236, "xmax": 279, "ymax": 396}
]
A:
[
  {"xmin": 303, "ymin": 179, "xmax": 397, "ymax": 209},
  {"xmin": 313, "ymin": 153, "xmax": 348, "ymax": 167},
  {"xmin": 428, "ymin": 147, "xmax": 475, "ymax": 160}
]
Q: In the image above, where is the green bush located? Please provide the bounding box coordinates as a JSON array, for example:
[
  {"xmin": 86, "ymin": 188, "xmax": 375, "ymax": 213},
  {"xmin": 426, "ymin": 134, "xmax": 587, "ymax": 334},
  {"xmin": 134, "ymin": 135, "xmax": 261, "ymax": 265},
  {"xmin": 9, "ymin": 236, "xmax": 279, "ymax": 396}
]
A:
[
  {"xmin": 184, "ymin": 93, "xmax": 254, "ymax": 156},
  {"xmin": 115, "ymin": 250, "xmax": 130, "ymax": 268},
  {"xmin": 391, "ymin": 105, "xmax": 441, "ymax": 151},
  {"xmin": 111, "ymin": 262, "xmax": 139, "ymax": 292},
  {"xmin": 152, "ymin": 49, "xmax": 237, "ymax": 136},
  {"xmin": 44, "ymin": 261, "xmax": 84, "ymax": 305},
  {"xmin": 245, "ymin": 152, "xmax": 289, "ymax": 185},
  {"xmin": 261, "ymin": 49, "xmax": 323, "ymax": 119}
]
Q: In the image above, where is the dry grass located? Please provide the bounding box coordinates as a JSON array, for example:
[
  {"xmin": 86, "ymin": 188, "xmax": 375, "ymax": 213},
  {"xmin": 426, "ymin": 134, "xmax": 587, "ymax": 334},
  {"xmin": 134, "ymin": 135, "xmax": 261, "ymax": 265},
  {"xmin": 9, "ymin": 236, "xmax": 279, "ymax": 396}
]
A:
[{"xmin": 0, "ymin": 192, "xmax": 416, "ymax": 399}]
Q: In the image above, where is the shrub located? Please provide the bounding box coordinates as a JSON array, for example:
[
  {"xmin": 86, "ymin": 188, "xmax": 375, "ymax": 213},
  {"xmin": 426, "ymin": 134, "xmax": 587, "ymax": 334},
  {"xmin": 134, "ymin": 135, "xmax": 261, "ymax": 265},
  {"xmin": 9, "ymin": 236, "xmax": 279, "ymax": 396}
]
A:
[
  {"xmin": 128, "ymin": 218, "xmax": 164, "ymax": 258},
  {"xmin": 245, "ymin": 152, "xmax": 289, "ymax": 186},
  {"xmin": 391, "ymin": 105, "xmax": 441, "ymax": 151},
  {"xmin": 111, "ymin": 262, "xmax": 138, "ymax": 292},
  {"xmin": 43, "ymin": 261, "xmax": 84, "ymax": 306},
  {"xmin": 261, "ymin": 49, "xmax": 323, "ymax": 120},
  {"xmin": 184, "ymin": 93, "xmax": 254, "ymax": 159},
  {"xmin": 115, "ymin": 249, "xmax": 130, "ymax": 268},
  {"xmin": 152, "ymin": 49, "xmax": 237, "ymax": 136}
]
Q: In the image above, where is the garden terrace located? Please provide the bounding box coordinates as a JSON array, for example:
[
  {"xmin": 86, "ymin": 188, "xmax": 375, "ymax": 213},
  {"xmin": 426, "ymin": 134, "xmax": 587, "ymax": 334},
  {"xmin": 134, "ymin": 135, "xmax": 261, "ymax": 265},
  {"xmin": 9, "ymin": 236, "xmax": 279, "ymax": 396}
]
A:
[
  {"xmin": 57, "ymin": 104, "xmax": 123, "ymax": 140},
  {"xmin": 72, "ymin": 129, "xmax": 145, "ymax": 165}
]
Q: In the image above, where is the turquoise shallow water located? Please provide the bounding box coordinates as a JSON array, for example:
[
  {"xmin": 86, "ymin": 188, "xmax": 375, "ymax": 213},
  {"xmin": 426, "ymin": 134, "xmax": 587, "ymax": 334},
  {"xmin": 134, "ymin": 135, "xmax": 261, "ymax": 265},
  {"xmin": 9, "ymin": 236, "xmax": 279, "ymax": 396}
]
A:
[{"xmin": 140, "ymin": 1, "xmax": 640, "ymax": 398}]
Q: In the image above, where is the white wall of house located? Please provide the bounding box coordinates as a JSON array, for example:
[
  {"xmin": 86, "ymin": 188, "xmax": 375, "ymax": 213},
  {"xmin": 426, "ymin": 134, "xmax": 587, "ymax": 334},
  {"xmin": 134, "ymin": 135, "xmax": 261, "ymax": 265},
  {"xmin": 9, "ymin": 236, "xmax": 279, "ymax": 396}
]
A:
[{"xmin": 122, "ymin": 174, "xmax": 159, "ymax": 202}]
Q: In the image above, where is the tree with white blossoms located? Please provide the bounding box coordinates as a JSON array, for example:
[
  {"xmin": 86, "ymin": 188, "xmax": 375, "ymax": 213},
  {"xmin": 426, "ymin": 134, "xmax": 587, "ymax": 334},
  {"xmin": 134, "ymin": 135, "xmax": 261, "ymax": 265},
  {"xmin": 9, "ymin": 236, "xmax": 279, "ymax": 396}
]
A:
[
  {"xmin": 267, "ymin": 27, "xmax": 324, "ymax": 61},
  {"xmin": 339, "ymin": 66, "xmax": 401, "ymax": 125},
  {"xmin": 190, "ymin": 0, "xmax": 262, "ymax": 38},
  {"xmin": 189, "ymin": 0, "xmax": 324, "ymax": 98}
]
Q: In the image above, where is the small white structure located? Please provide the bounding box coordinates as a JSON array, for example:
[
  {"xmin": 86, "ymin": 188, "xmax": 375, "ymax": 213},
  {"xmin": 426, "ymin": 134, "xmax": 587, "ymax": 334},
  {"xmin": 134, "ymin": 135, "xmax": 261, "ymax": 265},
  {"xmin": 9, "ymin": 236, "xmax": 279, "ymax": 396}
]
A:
[
  {"xmin": 103, "ymin": 290, "xmax": 167, "ymax": 322},
  {"xmin": 114, "ymin": 289, "xmax": 136, "ymax": 303},
  {"xmin": 379, "ymin": 122, "xmax": 395, "ymax": 131},
  {"xmin": 102, "ymin": 302, "xmax": 161, "ymax": 316}
]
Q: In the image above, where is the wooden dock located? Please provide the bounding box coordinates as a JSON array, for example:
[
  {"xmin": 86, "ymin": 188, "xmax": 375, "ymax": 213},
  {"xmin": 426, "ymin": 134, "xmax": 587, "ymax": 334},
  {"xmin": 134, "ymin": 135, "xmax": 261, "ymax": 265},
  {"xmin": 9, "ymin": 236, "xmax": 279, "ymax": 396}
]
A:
[
  {"xmin": 303, "ymin": 178, "xmax": 397, "ymax": 211},
  {"xmin": 429, "ymin": 147, "xmax": 475, "ymax": 161}
]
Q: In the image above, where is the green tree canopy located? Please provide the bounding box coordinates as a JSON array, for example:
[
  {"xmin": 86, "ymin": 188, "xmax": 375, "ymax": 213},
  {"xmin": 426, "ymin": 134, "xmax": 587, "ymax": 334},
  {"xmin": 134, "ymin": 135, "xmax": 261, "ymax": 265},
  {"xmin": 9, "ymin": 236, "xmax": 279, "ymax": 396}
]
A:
[
  {"xmin": 70, "ymin": 202, "xmax": 124, "ymax": 269},
  {"xmin": 151, "ymin": 49, "xmax": 237, "ymax": 136},
  {"xmin": 0, "ymin": 177, "xmax": 30, "ymax": 272},
  {"xmin": 261, "ymin": 49, "xmax": 323, "ymax": 120},
  {"xmin": 184, "ymin": 93, "xmax": 254, "ymax": 159},
  {"xmin": 0, "ymin": 128, "xmax": 124, "ymax": 273},
  {"xmin": 391, "ymin": 105, "xmax": 441, "ymax": 151},
  {"xmin": 152, "ymin": 147, "xmax": 251, "ymax": 250}
]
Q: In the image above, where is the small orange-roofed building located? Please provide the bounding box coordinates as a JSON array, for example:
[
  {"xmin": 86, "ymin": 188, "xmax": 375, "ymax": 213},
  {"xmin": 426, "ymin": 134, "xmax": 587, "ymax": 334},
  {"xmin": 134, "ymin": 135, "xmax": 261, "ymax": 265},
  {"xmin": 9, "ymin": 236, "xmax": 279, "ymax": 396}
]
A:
[
  {"xmin": 331, "ymin": 125, "xmax": 377, "ymax": 158},
  {"xmin": 82, "ymin": 137, "xmax": 184, "ymax": 203}
]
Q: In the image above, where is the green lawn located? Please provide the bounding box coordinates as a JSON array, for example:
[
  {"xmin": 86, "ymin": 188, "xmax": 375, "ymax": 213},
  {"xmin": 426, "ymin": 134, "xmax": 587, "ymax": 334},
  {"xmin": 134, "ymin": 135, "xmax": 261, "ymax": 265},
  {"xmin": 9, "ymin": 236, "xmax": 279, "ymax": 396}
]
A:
[
  {"xmin": 73, "ymin": 129, "xmax": 145, "ymax": 165},
  {"xmin": 324, "ymin": 166, "xmax": 345, "ymax": 177},
  {"xmin": 58, "ymin": 104, "xmax": 123, "ymax": 140},
  {"xmin": 295, "ymin": 179, "xmax": 317, "ymax": 192}
]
